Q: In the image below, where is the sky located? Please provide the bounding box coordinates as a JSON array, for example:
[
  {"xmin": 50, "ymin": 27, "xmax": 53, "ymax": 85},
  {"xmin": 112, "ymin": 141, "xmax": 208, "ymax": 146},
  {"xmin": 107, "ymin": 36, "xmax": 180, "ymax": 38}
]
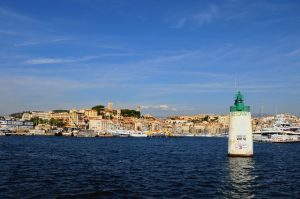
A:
[{"xmin": 0, "ymin": 0, "xmax": 300, "ymax": 117}]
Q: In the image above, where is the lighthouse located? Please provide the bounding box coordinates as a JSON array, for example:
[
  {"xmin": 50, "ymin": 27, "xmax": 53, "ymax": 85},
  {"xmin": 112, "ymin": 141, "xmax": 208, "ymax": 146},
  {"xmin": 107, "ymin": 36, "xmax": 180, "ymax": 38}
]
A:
[{"xmin": 228, "ymin": 91, "xmax": 253, "ymax": 157}]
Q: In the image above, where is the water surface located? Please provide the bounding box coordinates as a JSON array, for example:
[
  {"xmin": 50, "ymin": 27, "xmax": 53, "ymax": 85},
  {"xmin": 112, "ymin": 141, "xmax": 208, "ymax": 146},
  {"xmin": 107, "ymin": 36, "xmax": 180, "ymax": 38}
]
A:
[{"xmin": 0, "ymin": 137, "xmax": 299, "ymax": 198}]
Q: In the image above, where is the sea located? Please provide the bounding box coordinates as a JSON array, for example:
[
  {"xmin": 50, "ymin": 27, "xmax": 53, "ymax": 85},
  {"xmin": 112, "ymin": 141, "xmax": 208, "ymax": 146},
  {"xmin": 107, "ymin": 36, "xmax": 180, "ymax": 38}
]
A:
[{"xmin": 0, "ymin": 136, "xmax": 299, "ymax": 198}]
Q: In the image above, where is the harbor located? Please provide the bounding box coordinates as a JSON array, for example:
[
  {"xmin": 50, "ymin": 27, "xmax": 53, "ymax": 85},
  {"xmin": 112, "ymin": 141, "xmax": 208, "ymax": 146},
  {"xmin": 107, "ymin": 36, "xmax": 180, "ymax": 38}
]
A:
[
  {"xmin": 253, "ymin": 114, "xmax": 300, "ymax": 143},
  {"xmin": 1, "ymin": 102, "xmax": 299, "ymax": 143},
  {"xmin": 1, "ymin": 0, "xmax": 300, "ymax": 197}
]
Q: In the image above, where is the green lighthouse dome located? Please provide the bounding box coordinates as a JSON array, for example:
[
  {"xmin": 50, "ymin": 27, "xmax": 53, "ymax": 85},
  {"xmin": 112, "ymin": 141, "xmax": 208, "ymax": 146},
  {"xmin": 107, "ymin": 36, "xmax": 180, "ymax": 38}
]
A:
[{"xmin": 230, "ymin": 91, "xmax": 250, "ymax": 112}]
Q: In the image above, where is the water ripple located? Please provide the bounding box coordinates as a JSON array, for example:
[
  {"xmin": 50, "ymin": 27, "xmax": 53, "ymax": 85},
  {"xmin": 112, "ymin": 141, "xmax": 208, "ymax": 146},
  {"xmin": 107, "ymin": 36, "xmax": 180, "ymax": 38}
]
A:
[{"xmin": 0, "ymin": 137, "xmax": 299, "ymax": 198}]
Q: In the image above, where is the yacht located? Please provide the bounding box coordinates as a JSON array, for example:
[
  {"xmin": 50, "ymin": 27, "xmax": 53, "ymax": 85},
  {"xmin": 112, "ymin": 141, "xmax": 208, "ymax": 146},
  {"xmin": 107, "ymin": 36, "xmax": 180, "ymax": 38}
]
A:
[
  {"xmin": 253, "ymin": 130, "xmax": 300, "ymax": 143},
  {"xmin": 253, "ymin": 115, "xmax": 300, "ymax": 143}
]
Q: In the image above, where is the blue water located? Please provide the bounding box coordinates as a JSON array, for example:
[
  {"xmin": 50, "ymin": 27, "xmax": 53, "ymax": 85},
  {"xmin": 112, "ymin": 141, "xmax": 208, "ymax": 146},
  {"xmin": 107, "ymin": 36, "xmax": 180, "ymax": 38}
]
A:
[{"xmin": 0, "ymin": 137, "xmax": 299, "ymax": 198}]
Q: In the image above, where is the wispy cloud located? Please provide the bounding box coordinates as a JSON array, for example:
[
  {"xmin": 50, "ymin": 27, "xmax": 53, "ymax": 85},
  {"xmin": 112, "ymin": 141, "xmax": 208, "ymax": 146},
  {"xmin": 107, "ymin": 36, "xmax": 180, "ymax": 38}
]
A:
[
  {"xmin": 173, "ymin": 17, "xmax": 187, "ymax": 28},
  {"xmin": 129, "ymin": 81, "xmax": 295, "ymax": 99},
  {"xmin": 0, "ymin": 7, "xmax": 38, "ymax": 23},
  {"xmin": 26, "ymin": 55, "xmax": 101, "ymax": 64},
  {"xmin": 0, "ymin": 29, "xmax": 26, "ymax": 36},
  {"xmin": 165, "ymin": 71, "xmax": 232, "ymax": 78},
  {"xmin": 193, "ymin": 4, "xmax": 218, "ymax": 25},
  {"xmin": 25, "ymin": 52, "xmax": 135, "ymax": 64},
  {"xmin": 141, "ymin": 104, "xmax": 176, "ymax": 111},
  {"xmin": 172, "ymin": 4, "xmax": 219, "ymax": 28},
  {"xmin": 286, "ymin": 48, "xmax": 300, "ymax": 56},
  {"xmin": 0, "ymin": 75, "xmax": 101, "ymax": 91},
  {"xmin": 15, "ymin": 37, "xmax": 72, "ymax": 47}
]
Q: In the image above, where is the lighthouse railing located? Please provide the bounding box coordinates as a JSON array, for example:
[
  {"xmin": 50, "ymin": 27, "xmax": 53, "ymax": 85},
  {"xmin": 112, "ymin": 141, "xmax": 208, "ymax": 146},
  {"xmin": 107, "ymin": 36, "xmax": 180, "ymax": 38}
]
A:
[{"xmin": 230, "ymin": 106, "xmax": 250, "ymax": 112}]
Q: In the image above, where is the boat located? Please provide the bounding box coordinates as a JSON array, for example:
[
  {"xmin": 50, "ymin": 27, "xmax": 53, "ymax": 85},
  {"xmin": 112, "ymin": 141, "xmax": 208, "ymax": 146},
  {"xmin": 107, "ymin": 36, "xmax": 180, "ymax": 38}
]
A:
[
  {"xmin": 109, "ymin": 130, "xmax": 130, "ymax": 137},
  {"xmin": 129, "ymin": 131, "xmax": 147, "ymax": 137},
  {"xmin": 146, "ymin": 131, "xmax": 170, "ymax": 137},
  {"xmin": 253, "ymin": 115, "xmax": 300, "ymax": 143},
  {"xmin": 271, "ymin": 134, "xmax": 300, "ymax": 143},
  {"xmin": 253, "ymin": 131, "xmax": 300, "ymax": 143}
]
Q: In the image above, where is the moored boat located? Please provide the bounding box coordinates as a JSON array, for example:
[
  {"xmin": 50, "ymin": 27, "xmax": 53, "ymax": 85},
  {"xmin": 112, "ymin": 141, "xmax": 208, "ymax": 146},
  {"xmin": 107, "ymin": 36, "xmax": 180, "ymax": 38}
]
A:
[{"xmin": 129, "ymin": 131, "xmax": 147, "ymax": 137}]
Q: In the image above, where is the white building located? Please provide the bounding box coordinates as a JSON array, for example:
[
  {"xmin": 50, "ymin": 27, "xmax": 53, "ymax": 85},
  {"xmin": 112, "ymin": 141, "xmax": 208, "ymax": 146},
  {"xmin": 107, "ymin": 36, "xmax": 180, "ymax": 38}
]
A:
[
  {"xmin": 31, "ymin": 111, "xmax": 52, "ymax": 120},
  {"xmin": 89, "ymin": 119, "xmax": 114, "ymax": 132},
  {"xmin": 218, "ymin": 115, "xmax": 230, "ymax": 126},
  {"xmin": 0, "ymin": 120, "xmax": 34, "ymax": 131},
  {"xmin": 22, "ymin": 113, "xmax": 32, "ymax": 121}
]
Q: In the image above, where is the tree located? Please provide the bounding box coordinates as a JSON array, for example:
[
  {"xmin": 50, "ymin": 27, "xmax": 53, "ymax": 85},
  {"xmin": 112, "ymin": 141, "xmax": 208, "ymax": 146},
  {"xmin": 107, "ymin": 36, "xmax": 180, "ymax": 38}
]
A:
[
  {"xmin": 52, "ymin": 110, "xmax": 69, "ymax": 113},
  {"xmin": 49, "ymin": 118, "xmax": 65, "ymax": 127},
  {"xmin": 92, "ymin": 105, "xmax": 105, "ymax": 115},
  {"xmin": 121, "ymin": 109, "xmax": 141, "ymax": 118},
  {"xmin": 30, "ymin": 117, "xmax": 39, "ymax": 126}
]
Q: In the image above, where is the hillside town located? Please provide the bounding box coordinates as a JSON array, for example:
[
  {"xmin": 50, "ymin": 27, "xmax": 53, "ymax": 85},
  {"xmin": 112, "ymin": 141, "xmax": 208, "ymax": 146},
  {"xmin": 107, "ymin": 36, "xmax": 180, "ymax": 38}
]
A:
[{"xmin": 0, "ymin": 102, "xmax": 299, "ymax": 137}]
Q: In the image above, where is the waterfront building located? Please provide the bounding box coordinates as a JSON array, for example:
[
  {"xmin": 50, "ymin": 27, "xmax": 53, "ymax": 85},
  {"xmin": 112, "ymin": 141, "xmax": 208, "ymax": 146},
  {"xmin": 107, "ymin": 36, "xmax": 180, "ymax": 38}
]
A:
[
  {"xmin": 31, "ymin": 111, "xmax": 52, "ymax": 120},
  {"xmin": 89, "ymin": 119, "xmax": 114, "ymax": 132},
  {"xmin": 0, "ymin": 120, "xmax": 34, "ymax": 131},
  {"xmin": 190, "ymin": 124, "xmax": 206, "ymax": 134},
  {"xmin": 218, "ymin": 115, "xmax": 230, "ymax": 126},
  {"xmin": 228, "ymin": 91, "xmax": 253, "ymax": 157},
  {"xmin": 151, "ymin": 121, "xmax": 161, "ymax": 131},
  {"xmin": 51, "ymin": 112, "xmax": 70, "ymax": 122},
  {"xmin": 84, "ymin": 109, "xmax": 98, "ymax": 119},
  {"xmin": 161, "ymin": 124, "xmax": 173, "ymax": 133},
  {"xmin": 261, "ymin": 116, "xmax": 275, "ymax": 123},
  {"xmin": 179, "ymin": 114, "xmax": 211, "ymax": 121},
  {"xmin": 134, "ymin": 119, "xmax": 143, "ymax": 131},
  {"xmin": 69, "ymin": 109, "xmax": 79, "ymax": 128},
  {"xmin": 165, "ymin": 119, "xmax": 188, "ymax": 124},
  {"xmin": 143, "ymin": 114, "xmax": 153, "ymax": 118},
  {"xmin": 121, "ymin": 117, "xmax": 135, "ymax": 130},
  {"xmin": 116, "ymin": 109, "xmax": 122, "ymax": 120},
  {"xmin": 35, "ymin": 124, "xmax": 51, "ymax": 131},
  {"xmin": 181, "ymin": 123, "xmax": 193, "ymax": 134}
]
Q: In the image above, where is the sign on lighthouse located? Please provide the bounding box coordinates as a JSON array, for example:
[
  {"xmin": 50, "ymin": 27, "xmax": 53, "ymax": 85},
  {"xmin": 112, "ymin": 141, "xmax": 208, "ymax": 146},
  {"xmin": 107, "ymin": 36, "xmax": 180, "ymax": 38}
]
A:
[{"xmin": 228, "ymin": 91, "xmax": 253, "ymax": 157}]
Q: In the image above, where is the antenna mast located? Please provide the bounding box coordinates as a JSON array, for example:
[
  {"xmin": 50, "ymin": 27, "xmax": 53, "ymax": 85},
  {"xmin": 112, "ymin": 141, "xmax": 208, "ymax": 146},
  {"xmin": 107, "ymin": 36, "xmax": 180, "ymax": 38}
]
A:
[{"xmin": 234, "ymin": 77, "xmax": 238, "ymax": 92}]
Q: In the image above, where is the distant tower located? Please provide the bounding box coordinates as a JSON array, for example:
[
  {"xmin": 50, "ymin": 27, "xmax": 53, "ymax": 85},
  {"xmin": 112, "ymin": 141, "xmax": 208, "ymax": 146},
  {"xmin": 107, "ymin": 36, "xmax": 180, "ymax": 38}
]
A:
[
  {"xmin": 228, "ymin": 91, "xmax": 253, "ymax": 157},
  {"xmin": 136, "ymin": 106, "xmax": 141, "ymax": 112},
  {"xmin": 117, "ymin": 109, "xmax": 121, "ymax": 120},
  {"xmin": 108, "ymin": 102, "xmax": 113, "ymax": 111}
]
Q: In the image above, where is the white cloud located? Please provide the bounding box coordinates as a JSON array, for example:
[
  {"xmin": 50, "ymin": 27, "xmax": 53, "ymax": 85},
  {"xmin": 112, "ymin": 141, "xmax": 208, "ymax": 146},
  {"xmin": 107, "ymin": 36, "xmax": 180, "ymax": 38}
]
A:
[
  {"xmin": 141, "ymin": 104, "xmax": 176, "ymax": 111},
  {"xmin": 25, "ymin": 53, "xmax": 134, "ymax": 65},
  {"xmin": 173, "ymin": 17, "xmax": 187, "ymax": 28},
  {"xmin": 0, "ymin": 29, "xmax": 25, "ymax": 36},
  {"xmin": 172, "ymin": 4, "xmax": 219, "ymax": 28},
  {"xmin": 26, "ymin": 58, "xmax": 69, "ymax": 64},
  {"xmin": 0, "ymin": 7, "xmax": 38, "ymax": 23},
  {"xmin": 15, "ymin": 37, "xmax": 72, "ymax": 47},
  {"xmin": 193, "ymin": 4, "xmax": 218, "ymax": 25}
]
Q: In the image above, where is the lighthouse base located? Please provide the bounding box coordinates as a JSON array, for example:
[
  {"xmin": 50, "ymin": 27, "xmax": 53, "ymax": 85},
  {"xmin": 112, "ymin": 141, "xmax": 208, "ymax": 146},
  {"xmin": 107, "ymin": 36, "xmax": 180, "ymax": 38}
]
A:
[{"xmin": 228, "ymin": 153, "xmax": 253, "ymax": 158}]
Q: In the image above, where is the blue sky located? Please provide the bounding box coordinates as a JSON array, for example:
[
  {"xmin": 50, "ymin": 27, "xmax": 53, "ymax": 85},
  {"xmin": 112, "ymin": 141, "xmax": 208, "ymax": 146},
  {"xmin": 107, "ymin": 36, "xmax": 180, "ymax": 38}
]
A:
[{"xmin": 0, "ymin": 0, "xmax": 300, "ymax": 117}]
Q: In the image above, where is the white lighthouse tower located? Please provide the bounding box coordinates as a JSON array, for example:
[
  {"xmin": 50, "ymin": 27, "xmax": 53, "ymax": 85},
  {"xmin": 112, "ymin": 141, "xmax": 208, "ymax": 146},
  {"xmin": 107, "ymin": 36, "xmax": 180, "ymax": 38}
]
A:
[{"xmin": 228, "ymin": 91, "xmax": 253, "ymax": 157}]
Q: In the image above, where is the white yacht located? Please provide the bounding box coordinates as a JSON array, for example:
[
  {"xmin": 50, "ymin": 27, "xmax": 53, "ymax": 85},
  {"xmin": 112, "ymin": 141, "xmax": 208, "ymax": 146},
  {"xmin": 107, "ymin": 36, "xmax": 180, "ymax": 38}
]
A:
[
  {"xmin": 253, "ymin": 130, "xmax": 300, "ymax": 143},
  {"xmin": 253, "ymin": 115, "xmax": 300, "ymax": 143}
]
